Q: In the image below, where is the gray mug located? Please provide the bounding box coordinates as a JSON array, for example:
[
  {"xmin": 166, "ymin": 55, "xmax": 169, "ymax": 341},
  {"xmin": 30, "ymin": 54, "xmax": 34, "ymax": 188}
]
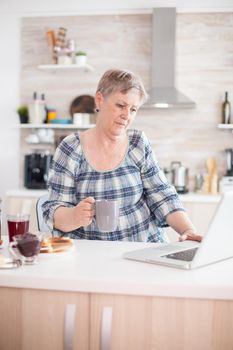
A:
[{"xmin": 95, "ymin": 200, "xmax": 119, "ymax": 232}]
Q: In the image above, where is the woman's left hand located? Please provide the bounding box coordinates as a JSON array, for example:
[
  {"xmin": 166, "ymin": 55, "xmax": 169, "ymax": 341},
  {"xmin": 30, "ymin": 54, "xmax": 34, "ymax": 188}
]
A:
[{"xmin": 179, "ymin": 230, "xmax": 203, "ymax": 242}]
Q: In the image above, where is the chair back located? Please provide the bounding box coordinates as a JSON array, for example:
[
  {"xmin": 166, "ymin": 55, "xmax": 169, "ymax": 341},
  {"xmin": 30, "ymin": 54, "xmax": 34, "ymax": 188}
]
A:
[{"xmin": 36, "ymin": 194, "xmax": 50, "ymax": 232}]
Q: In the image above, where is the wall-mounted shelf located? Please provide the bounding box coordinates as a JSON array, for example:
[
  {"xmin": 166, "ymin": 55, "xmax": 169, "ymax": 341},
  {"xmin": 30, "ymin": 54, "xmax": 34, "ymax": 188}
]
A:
[
  {"xmin": 17, "ymin": 123, "xmax": 95, "ymax": 129},
  {"xmin": 38, "ymin": 63, "xmax": 94, "ymax": 72},
  {"xmin": 217, "ymin": 124, "xmax": 233, "ymax": 130}
]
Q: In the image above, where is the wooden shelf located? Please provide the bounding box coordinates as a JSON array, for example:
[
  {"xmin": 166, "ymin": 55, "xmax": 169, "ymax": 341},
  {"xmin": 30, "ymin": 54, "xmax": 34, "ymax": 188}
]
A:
[
  {"xmin": 17, "ymin": 123, "xmax": 95, "ymax": 129},
  {"xmin": 217, "ymin": 124, "xmax": 233, "ymax": 130},
  {"xmin": 38, "ymin": 63, "xmax": 94, "ymax": 72}
]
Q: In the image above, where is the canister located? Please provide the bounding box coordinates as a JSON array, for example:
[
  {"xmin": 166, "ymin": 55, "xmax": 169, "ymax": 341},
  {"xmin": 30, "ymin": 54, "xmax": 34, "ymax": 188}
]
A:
[{"xmin": 47, "ymin": 108, "xmax": 57, "ymax": 122}]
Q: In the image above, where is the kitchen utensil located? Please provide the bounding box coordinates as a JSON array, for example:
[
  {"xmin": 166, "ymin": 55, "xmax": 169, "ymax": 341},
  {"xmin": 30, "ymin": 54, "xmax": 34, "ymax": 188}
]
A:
[
  {"xmin": 205, "ymin": 158, "xmax": 218, "ymax": 194},
  {"xmin": 170, "ymin": 161, "xmax": 189, "ymax": 194},
  {"xmin": 69, "ymin": 95, "xmax": 95, "ymax": 117},
  {"xmin": 163, "ymin": 167, "xmax": 173, "ymax": 184},
  {"xmin": 194, "ymin": 174, "xmax": 204, "ymax": 193}
]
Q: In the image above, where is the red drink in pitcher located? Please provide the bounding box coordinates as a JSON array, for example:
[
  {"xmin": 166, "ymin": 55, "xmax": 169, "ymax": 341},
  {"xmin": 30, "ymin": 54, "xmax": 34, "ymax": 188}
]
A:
[{"xmin": 7, "ymin": 214, "xmax": 30, "ymax": 242}]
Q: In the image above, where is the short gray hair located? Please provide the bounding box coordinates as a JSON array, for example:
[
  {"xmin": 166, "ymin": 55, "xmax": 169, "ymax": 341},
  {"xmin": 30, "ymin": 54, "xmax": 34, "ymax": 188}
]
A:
[{"xmin": 96, "ymin": 69, "xmax": 148, "ymax": 104}]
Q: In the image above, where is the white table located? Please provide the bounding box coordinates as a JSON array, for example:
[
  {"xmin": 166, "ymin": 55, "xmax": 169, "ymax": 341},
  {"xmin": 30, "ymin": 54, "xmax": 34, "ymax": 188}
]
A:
[
  {"xmin": 0, "ymin": 239, "xmax": 232, "ymax": 299},
  {"xmin": 1, "ymin": 240, "xmax": 233, "ymax": 350}
]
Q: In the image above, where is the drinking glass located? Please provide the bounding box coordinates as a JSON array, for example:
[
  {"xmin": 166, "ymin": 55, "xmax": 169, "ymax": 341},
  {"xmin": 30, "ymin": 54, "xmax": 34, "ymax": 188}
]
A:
[
  {"xmin": 9, "ymin": 233, "xmax": 41, "ymax": 265},
  {"xmin": 7, "ymin": 213, "xmax": 30, "ymax": 242}
]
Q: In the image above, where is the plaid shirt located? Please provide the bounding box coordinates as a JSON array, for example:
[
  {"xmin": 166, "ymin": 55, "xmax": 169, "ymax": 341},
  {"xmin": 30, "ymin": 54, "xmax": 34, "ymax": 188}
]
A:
[{"xmin": 42, "ymin": 129, "xmax": 184, "ymax": 242}]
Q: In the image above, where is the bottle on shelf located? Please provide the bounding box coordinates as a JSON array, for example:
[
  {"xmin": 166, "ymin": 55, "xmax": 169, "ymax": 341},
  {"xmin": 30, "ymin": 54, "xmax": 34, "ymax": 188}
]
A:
[
  {"xmin": 41, "ymin": 93, "xmax": 47, "ymax": 123},
  {"xmin": 222, "ymin": 91, "xmax": 231, "ymax": 124},
  {"xmin": 28, "ymin": 92, "xmax": 46, "ymax": 124}
]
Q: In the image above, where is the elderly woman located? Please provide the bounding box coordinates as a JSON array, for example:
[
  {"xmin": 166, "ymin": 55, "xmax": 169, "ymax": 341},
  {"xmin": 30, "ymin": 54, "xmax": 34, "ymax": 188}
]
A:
[{"xmin": 43, "ymin": 69, "xmax": 202, "ymax": 242}]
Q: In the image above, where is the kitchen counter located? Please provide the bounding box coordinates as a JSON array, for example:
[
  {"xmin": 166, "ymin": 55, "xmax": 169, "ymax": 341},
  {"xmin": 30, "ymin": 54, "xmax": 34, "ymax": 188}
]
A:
[
  {"xmin": 179, "ymin": 193, "xmax": 221, "ymax": 203},
  {"xmin": 4, "ymin": 189, "xmax": 221, "ymax": 240},
  {"xmin": 6, "ymin": 188, "xmax": 222, "ymax": 203},
  {"xmin": 6, "ymin": 189, "xmax": 48, "ymax": 198},
  {"xmin": 0, "ymin": 240, "xmax": 232, "ymax": 300}
]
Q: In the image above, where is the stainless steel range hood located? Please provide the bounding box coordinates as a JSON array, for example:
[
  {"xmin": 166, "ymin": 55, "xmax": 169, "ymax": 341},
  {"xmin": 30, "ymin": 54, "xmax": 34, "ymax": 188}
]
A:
[{"xmin": 143, "ymin": 8, "xmax": 195, "ymax": 109}]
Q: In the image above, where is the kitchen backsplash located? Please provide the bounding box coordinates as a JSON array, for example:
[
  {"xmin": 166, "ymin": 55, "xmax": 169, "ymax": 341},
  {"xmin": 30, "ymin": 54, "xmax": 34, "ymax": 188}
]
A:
[{"xmin": 20, "ymin": 13, "xmax": 233, "ymax": 188}]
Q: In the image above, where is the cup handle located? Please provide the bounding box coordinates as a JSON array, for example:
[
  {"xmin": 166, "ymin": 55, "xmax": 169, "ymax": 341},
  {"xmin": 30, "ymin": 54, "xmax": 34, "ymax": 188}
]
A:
[{"xmin": 8, "ymin": 242, "xmax": 21, "ymax": 260}]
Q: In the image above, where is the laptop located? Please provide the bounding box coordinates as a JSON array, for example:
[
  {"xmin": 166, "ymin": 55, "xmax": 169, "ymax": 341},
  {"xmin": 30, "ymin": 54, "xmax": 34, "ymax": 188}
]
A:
[{"xmin": 123, "ymin": 191, "xmax": 233, "ymax": 269}]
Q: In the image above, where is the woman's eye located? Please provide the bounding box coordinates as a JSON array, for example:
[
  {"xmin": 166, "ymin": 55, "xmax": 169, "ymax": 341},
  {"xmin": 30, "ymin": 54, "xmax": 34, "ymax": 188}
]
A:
[
  {"xmin": 131, "ymin": 109, "xmax": 137, "ymax": 114},
  {"xmin": 117, "ymin": 104, "xmax": 124, "ymax": 109}
]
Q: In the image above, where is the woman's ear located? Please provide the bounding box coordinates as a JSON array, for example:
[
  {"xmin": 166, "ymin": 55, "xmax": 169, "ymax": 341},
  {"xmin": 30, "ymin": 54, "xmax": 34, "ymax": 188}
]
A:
[{"xmin": 95, "ymin": 91, "xmax": 103, "ymax": 111}]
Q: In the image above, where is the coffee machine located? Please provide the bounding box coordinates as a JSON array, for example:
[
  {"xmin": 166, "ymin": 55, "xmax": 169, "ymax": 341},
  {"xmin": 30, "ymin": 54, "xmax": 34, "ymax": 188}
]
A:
[
  {"xmin": 24, "ymin": 151, "xmax": 53, "ymax": 189},
  {"xmin": 219, "ymin": 149, "xmax": 233, "ymax": 193},
  {"xmin": 225, "ymin": 149, "xmax": 233, "ymax": 176}
]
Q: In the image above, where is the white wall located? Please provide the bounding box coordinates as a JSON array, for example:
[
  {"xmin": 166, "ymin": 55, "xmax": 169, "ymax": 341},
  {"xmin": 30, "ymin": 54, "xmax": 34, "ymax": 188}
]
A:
[{"xmin": 0, "ymin": 14, "xmax": 20, "ymax": 199}]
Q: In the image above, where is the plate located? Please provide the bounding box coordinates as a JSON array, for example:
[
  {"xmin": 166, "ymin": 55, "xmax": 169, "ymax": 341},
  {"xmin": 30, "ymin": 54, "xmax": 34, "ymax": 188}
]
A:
[
  {"xmin": 0, "ymin": 257, "xmax": 22, "ymax": 269},
  {"xmin": 40, "ymin": 237, "xmax": 74, "ymax": 254}
]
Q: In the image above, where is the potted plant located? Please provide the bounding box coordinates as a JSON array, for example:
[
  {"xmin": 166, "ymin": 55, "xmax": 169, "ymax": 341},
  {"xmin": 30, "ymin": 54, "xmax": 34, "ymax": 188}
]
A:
[
  {"xmin": 75, "ymin": 51, "xmax": 87, "ymax": 66},
  {"xmin": 17, "ymin": 105, "xmax": 29, "ymax": 123}
]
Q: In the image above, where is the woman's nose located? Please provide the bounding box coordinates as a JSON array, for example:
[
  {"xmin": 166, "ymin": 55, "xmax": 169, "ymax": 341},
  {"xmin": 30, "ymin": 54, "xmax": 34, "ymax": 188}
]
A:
[{"xmin": 121, "ymin": 108, "xmax": 131, "ymax": 119}]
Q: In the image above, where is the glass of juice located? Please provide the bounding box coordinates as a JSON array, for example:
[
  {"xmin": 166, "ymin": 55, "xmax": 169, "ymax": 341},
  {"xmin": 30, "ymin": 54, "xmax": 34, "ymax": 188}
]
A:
[{"xmin": 7, "ymin": 214, "xmax": 30, "ymax": 242}]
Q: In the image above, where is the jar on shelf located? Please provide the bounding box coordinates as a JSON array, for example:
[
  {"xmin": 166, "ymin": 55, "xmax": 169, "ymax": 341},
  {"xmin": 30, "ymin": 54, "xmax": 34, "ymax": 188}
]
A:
[
  {"xmin": 75, "ymin": 51, "xmax": 87, "ymax": 66},
  {"xmin": 57, "ymin": 48, "xmax": 72, "ymax": 65},
  {"xmin": 47, "ymin": 108, "xmax": 57, "ymax": 123}
]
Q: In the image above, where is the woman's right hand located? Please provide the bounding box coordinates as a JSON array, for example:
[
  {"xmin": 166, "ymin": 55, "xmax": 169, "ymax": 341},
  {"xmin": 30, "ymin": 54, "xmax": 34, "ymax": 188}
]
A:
[{"xmin": 74, "ymin": 197, "xmax": 95, "ymax": 228}]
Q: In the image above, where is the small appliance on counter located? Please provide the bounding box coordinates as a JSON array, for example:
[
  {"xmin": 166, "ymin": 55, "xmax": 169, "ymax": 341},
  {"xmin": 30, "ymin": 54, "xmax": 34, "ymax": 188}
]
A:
[
  {"xmin": 170, "ymin": 161, "xmax": 189, "ymax": 194},
  {"xmin": 225, "ymin": 148, "xmax": 233, "ymax": 176},
  {"xmin": 24, "ymin": 151, "xmax": 53, "ymax": 189},
  {"xmin": 219, "ymin": 149, "xmax": 233, "ymax": 193},
  {"xmin": 219, "ymin": 177, "xmax": 233, "ymax": 193}
]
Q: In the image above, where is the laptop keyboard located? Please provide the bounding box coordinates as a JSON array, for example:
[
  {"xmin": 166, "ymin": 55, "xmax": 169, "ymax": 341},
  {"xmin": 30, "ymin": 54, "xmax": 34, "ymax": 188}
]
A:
[{"xmin": 162, "ymin": 247, "xmax": 199, "ymax": 262}]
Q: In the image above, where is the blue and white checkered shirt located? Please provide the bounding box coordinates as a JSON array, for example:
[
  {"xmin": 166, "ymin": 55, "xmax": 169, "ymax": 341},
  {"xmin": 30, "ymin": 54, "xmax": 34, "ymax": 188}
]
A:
[{"xmin": 42, "ymin": 129, "xmax": 184, "ymax": 242}]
